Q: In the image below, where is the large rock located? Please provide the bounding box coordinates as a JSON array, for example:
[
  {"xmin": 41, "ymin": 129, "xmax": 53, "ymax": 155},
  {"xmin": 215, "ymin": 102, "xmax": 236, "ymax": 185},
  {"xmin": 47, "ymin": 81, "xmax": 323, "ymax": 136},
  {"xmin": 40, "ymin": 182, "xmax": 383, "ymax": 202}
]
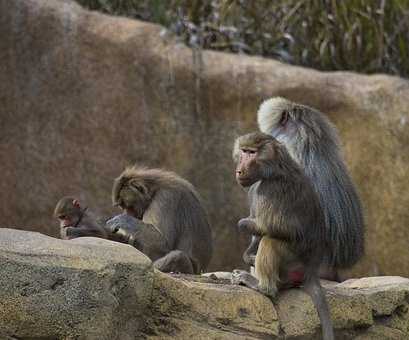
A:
[
  {"xmin": 1, "ymin": 0, "xmax": 409, "ymax": 277},
  {"xmin": 0, "ymin": 228, "xmax": 153, "ymax": 339},
  {"xmin": 1, "ymin": 229, "xmax": 409, "ymax": 339}
]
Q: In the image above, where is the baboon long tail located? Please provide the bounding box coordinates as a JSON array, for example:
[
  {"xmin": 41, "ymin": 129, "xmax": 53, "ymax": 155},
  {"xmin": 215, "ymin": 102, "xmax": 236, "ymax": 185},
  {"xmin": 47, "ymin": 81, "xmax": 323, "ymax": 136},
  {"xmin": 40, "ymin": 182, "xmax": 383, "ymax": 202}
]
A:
[{"xmin": 303, "ymin": 276, "xmax": 335, "ymax": 340}]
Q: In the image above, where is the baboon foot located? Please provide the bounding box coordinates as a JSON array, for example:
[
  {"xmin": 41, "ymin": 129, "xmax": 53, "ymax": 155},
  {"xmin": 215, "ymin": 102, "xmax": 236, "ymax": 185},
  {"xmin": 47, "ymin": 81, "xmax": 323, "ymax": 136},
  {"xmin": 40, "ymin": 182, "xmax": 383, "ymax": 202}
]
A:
[{"xmin": 231, "ymin": 269, "xmax": 259, "ymax": 290}]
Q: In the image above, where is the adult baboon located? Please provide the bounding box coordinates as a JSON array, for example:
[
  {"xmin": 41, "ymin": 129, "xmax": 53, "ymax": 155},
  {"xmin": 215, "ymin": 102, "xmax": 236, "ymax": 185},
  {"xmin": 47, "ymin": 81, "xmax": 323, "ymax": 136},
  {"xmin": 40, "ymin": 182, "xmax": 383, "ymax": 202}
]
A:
[
  {"xmin": 243, "ymin": 97, "xmax": 364, "ymax": 279},
  {"xmin": 107, "ymin": 166, "xmax": 213, "ymax": 274},
  {"xmin": 232, "ymin": 132, "xmax": 334, "ymax": 340},
  {"xmin": 54, "ymin": 196, "xmax": 108, "ymax": 240}
]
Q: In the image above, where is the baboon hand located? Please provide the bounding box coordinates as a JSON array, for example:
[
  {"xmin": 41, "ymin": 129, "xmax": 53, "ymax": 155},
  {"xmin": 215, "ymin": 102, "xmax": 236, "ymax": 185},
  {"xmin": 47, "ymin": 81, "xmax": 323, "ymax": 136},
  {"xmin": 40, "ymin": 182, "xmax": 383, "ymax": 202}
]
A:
[
  {"xmin": 105, "ymin": 214, "xmax": 140, "ymax": 244},
  {"xmin": 237, "ymin": 218, "xmax": 259, "ymax": 235}
]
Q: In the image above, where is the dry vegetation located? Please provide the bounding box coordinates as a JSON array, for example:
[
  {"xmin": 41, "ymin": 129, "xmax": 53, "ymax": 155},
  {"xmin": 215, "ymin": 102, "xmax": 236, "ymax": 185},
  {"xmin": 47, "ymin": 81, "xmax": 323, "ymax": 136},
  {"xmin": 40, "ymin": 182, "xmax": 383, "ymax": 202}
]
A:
[{"xmin": 76, "ymin": 0, "xmax": 409, "ymax": 76}]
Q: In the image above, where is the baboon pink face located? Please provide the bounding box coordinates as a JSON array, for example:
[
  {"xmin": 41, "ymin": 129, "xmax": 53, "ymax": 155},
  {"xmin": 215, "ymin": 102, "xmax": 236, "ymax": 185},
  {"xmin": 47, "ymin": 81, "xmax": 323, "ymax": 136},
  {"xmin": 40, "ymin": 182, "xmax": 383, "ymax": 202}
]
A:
[
  {"xmin": 236, "ymin": 148, "xmax": 259, "ymax": 187},
  {"xmin": 58, "ymin": 215, "xmax": 73, "ymax": 228},
  {"xmin": 54, "ymin": 198, "xmax": 81, "ymax": 228}
]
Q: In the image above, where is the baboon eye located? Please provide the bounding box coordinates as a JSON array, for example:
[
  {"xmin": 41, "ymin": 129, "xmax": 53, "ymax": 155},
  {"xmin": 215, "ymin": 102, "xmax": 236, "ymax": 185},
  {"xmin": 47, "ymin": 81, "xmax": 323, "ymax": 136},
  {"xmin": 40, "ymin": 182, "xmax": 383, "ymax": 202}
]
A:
[
  {"xmin": 279, "ymin": 111, "xmax": 289, "ymax": 126},
  {"xmin": 59, "ymin": 215, "xmax": 66, "ymax": 220},
  {"xmin": 242, "ymin": 149, "xmax": 256, "ymax": 154}
]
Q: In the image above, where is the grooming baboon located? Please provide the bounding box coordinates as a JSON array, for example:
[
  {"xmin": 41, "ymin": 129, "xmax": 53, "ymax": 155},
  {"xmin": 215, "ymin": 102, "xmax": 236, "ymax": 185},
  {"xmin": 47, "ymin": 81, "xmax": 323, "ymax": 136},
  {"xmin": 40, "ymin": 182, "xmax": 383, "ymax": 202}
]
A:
[
  {"xmin": 232, "ymin": 132, "xmax": 334, "ymax": 340},
  {"xmin": 108, "ymin": 166, "xmax": 213, "ymax": 274},
  {"xmin": 54, "ymin": 196, "xmax": 108, "ymax": 240},
  {"xmin": 244, "ymin": 97, "xmax": 364, "ymax": 279}
]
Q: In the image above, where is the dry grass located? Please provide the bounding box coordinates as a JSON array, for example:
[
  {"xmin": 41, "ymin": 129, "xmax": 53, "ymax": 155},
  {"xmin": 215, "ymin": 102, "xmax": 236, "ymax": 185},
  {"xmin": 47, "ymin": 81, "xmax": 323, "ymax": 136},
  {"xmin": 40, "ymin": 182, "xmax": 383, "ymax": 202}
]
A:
[{"xmin": 76, "ymin": 0, "xmax": 409, "ymax": 77}]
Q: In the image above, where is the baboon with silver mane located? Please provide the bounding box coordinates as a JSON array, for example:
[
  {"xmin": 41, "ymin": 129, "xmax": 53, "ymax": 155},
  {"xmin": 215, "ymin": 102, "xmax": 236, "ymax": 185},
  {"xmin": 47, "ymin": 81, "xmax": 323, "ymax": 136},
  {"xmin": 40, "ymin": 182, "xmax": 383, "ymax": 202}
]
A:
[
  {"xmin": 243, "ymin": 97, "xmax": 365, "ymax": 279},
  {"xmin": 232, "ymin": 132, "xmax": 334, "ymax": 340}
]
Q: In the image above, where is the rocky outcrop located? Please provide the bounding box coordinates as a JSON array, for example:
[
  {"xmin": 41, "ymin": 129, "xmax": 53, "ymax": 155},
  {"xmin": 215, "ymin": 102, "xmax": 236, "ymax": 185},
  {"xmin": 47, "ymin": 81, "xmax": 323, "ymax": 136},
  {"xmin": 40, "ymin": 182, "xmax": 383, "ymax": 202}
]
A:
[
  {"xmin": 0, "ymin": 229, "xmax": 153, "ymax": 339},
  {"xmin": 0, "ymin": 229, "xmax": 409, "ymax": 339},
  {"xmin": 1, "ymin": 0, "xmax": 409, "ymax": 277}
]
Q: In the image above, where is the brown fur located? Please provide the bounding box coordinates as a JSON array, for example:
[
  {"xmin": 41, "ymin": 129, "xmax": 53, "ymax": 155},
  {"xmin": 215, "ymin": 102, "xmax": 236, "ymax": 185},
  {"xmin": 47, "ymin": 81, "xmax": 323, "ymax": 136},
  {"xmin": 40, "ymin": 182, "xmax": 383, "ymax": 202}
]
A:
[
  {"xmin": 54, "ymin": 196, "xmax": 107, "ymax": 240},
  {"xmin": 108, "ymin": 166, "xmax": 213, "ymax": 274},
  {"xmin": 232, "ymin": 132, "xmax": 334, "ymax": 340},
  {"xmin": 255, "ymin": 237, "xmax": 287, "ymax": 297},
  {"xmin": 257, "ymin": 97, "xmax": 365, "ymax": 274}
]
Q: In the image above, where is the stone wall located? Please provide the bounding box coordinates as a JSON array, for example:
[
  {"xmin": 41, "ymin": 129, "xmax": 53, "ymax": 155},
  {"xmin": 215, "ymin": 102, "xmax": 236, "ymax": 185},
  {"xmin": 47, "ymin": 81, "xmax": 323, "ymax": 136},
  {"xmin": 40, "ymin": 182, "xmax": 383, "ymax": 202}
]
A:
[{"xmin": 1, "ymin": 0, "xmax": 409, "ymax": 276}]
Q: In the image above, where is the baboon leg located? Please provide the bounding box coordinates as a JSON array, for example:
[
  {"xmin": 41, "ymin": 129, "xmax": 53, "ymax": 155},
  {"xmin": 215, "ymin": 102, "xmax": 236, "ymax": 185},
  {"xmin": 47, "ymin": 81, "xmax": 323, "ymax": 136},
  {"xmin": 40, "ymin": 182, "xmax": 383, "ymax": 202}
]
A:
[
  {"xmin": 319, "ymin": 264, "xmax": 340, "ymax": 282},
  {"xmin": 254, "ymin": 237, "xmax": 283, "ymax": 298},
  {"xmin": 153, "ymin": 250, "xmax": 195, "ymax": 274},
  {"xmin": 65, "ymin": 226, "xmax": 105, "ymax": 239},
  {"xmin": 232, "ymin": 237, "xmax": 290, "ymax": 298},
  {"xmin": 238, "ymin": 218, "xmax": 260, "ymax": 235}
]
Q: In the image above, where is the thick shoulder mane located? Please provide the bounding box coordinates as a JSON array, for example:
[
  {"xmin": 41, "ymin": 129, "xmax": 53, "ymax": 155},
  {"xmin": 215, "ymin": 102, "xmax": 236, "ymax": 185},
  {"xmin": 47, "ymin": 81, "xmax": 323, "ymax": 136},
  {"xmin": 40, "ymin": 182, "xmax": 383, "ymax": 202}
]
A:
[{"xmin": 122, "ymin": 166, "xmax": 200, "ymax": 197}]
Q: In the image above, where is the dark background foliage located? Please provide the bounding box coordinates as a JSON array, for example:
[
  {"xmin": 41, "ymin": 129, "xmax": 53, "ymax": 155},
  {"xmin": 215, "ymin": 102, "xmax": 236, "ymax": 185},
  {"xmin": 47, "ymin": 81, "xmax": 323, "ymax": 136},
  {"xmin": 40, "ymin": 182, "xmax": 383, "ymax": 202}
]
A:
[{"xmin": 76, "ymin": 0, "xmax": 409, "ymax": 77}]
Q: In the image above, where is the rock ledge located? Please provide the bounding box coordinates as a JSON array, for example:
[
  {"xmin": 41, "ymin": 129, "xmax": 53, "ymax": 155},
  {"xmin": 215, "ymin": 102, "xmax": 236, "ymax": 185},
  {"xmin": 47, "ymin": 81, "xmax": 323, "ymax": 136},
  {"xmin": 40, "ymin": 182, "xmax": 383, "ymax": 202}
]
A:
[{"xmin": 0, "ymin": 229, "xmax": 408, "ymax": 339}]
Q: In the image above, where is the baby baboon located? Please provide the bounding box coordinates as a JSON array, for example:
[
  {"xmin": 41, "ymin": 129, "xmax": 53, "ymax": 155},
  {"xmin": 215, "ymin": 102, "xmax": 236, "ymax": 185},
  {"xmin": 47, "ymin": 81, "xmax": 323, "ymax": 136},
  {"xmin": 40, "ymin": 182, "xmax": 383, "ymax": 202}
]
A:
[
  {"xmin": 232, "ymin": 132, "xmax": 334, "ymax": 340},
  {"xmin": 252, "ymin": 97, "xmax": 365, "ymax": 279},
  {"xmin": 54, "ymin": 196, "xmax": 108, "ymax": 240},
  {"xmin": 108, "ymin": 166, "xmax": 213, "ymax": 274}
]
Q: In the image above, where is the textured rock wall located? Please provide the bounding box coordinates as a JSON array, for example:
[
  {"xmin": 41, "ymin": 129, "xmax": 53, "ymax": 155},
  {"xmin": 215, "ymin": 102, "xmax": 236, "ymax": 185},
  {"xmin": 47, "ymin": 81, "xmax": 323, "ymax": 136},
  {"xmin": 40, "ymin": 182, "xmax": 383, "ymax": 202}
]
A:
[{"xmin": 1, "ymin": 0, "xmax": 409, "ymax": 276}]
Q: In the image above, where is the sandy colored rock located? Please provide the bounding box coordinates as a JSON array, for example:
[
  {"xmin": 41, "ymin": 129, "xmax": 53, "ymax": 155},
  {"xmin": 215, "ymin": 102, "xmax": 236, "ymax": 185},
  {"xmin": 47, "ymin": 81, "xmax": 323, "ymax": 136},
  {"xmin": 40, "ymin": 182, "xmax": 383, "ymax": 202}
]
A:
[
  {"xmin": 354, "ymin": 325, "xmax": 407, "ymax": 340},
  {"xmin": 0, "ymin": 228, "xmax": 154, "ymax": 340},
  {"xmin": 1, "ymin": 0, "xmax": 409, "ymax": 278},
  {"xmin": 339, "ymin": 276, "xmax": 409, "ymax": 289},
  {"xmin": 152, "ymin": 271, "xmax": 279, "ymax": 337},
  {"xmin": 1, "ymin": 228, "xmax": 409, "ymax": 339},
  {"xmin": 276, "ymin": 285, "xmax": 373, "ymax": 338}
]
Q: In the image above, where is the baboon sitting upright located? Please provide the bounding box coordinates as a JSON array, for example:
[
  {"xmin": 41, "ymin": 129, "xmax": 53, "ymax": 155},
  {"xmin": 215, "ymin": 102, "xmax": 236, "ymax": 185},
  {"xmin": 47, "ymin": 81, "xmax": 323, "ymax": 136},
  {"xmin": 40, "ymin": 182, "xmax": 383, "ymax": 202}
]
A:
[
  {"xmin": 241, "ymin": 97, "xmax": 365, "ymax": 280},
  {"xmin": 232, "ymin": 132, "xmax": 334, "ymax": 340}
]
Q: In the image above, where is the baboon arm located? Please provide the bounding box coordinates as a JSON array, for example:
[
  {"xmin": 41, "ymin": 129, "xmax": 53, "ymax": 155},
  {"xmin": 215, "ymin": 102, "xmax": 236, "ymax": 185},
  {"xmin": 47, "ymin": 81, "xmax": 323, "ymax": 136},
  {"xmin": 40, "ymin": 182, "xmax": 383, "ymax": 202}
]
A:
[
  {"xmin": 105, "ymin": 213, "xmax": 171, "ymax": 260},
  {"xmin": 65, "ymin": 226, "xmax": 104, "ymax": 239},
  {"xmin": 238, "ymin": 218, "xmax": 261, "ymax": 235},
  {"xmin": 143, "ymin": 188, "xmax": 181, "ymax": 248},
  {"xmin": 127, "ymin": 221, "xmax": 171, "ymax": 256},
  {"xmin": 243, "ymin": 235, "xmax": 260, "ymax": 266}
]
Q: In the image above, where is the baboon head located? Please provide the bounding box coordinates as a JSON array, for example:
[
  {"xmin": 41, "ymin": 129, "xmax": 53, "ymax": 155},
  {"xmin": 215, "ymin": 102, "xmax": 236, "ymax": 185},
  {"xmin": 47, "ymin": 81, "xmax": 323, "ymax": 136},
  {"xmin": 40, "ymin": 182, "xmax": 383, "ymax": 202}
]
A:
[
  {"xmin": 54, "ymin": 196, "xmax": 82, "ymax": 228},
  {"xmin": 233, "ymin": 132, "xmax": 285, "ymax": 187},
  {"xmin": 257, "ymin": 97, "xmax": 333, "ymax": 157},
  {"xmin": 112, "ymin": 166, "xmax": 154, "ymax": 219}
]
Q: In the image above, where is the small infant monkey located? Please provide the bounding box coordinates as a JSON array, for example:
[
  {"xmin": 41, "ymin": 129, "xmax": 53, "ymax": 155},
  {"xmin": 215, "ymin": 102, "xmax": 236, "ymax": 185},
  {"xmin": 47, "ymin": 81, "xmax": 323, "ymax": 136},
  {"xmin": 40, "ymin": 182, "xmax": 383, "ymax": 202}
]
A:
[{"xmin": 54, "ymin": 196, "xmax": 107, "ymax": 240}]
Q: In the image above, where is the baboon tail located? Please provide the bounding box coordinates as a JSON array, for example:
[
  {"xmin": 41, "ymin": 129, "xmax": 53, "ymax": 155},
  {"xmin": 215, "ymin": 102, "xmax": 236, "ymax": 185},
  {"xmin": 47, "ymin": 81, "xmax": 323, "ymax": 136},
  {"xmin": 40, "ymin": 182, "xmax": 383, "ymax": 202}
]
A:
[{"xmin": 303, "ymin": 275, "xmax": 335, "ymax": 340}]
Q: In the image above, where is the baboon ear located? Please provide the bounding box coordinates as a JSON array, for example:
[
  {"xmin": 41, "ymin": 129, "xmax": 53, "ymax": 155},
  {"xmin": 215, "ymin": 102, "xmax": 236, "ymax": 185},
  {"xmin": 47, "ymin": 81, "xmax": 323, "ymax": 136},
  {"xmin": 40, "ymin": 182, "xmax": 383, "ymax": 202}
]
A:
[
  {"xmin": 72, "ymin": 199, "xmax": 80, "ymax": 208},
  {"xmin": 279, "ymin": 110, "xmax": 289, "ymax": 126}
]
